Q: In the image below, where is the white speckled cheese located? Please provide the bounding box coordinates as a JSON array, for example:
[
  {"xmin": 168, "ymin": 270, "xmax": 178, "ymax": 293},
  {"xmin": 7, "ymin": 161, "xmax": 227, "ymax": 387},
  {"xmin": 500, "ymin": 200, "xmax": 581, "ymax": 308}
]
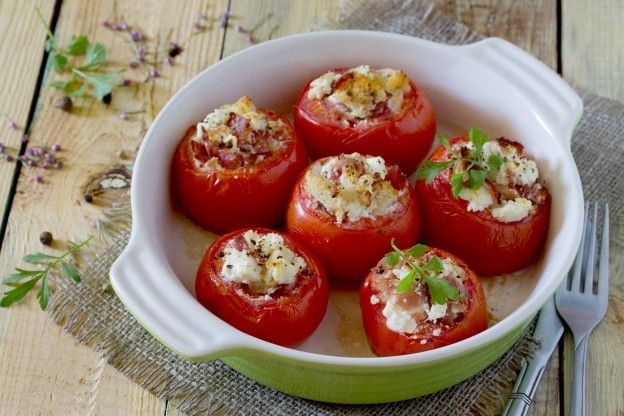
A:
[
  {"xmin": 221, "ymin": 231, "xmax": 306, "ymax": 293},
  {"xmin": 491, "ymin": 197, "xmax": 534, "ymax": 222},
  {"xmin": 370, "ymin": 295, "xmax": 380, "ymax": 305},
  {"xmin": 307, "ymin": 71, "xmax": 341, "ymax": 100},
  {"xmin": 458, "ymin": 186, "xmax": 495, "ymax": 212},
  {"xmin": 426, "ymin": 303, "xmax": 448, "ymax": 322},
  {"xmin": 483, "ymin": 141, "xmax": 538, "ymax": 187},
  {"xmin": 382, "ymin": 297, "xmax": 418, "ymax": 333},
  {"xmin": 196, "ymin": 96, "xmax": 271, "ymax": 137}
]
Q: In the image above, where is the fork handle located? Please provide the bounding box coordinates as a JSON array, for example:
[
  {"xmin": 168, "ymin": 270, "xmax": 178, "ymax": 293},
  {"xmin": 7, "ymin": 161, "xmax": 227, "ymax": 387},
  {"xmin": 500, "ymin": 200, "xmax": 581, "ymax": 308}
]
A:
[{"xmin": 570, "ymin": 336, "xmax": 588, "ymax": 416}]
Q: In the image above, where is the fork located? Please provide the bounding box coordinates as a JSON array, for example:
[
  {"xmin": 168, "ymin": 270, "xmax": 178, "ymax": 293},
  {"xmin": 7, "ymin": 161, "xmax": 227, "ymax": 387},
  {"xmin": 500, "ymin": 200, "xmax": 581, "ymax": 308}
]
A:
[{"xmin": 555, "ymin": 202, "xmax": 609, "ymax": 416}]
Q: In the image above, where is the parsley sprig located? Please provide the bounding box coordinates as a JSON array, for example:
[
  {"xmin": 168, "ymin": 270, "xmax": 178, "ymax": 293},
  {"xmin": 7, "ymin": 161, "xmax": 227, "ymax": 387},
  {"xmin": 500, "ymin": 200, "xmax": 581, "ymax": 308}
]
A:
[
  {"xmin": 1, "ymin": 236, "xmax": 93, "ymax": 310},
  {"xmin": 36, "ymin": 8, "xmax": 122, "ymax": 101},
  {"xmin": 416, "ymin": 127, "xmax": 502, "ymax": 196},
  {"xmin": 384, "ymin": 239, "xmax": 459, "ymax": 305}
]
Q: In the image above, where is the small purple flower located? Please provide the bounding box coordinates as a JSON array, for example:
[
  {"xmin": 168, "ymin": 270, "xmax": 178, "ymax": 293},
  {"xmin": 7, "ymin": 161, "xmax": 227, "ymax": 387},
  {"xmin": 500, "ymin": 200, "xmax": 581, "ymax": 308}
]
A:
[
  {"xmin": 148, "ymin": 69, "xmax": 160, "ymax": 78},
  {"xmin": 27, "ymin": 159, "xmax": 36, "ymax": 167},
  {"xmin": 34, "ymin": 175, "xmax": 43, "ymax": 184},
  {"xmin": 42, "ymin": 161, "xmax": 51, "ymax": 169},
  {"xmin": 119, "ymin": 22, "xmax": 129, "ymax": 31},
  {"xmin": 101, "ymin": 20, "xmax": 111, "ymax": 28},
  {"xmin": 5, "ymin": 155, "xmax": 14, "ymax": 162},
  {"xmin": 164, "ymin": 57, "xmax": 173, "ymax": 66},
  {"xmin": 245, "ymin": 34, "xmax": 255, "ymax": 45},
  {"xmin": 26, "ymin": 147, "xmax": 35, "ymax": 157},
  {"xmin": 55, "ymin": 161, "xmax": 64, "ymax": 169},
  {"xmin": 51, "ymin": 144, "xmax": 61, "ymax": 152},
  {"xmin": 235, "ymin": 25, "xmax": 245, "ymax": 33},
  {"xmin": 129, "ymin": 61, "xmax": 140, "ymax": 68},
  {"xmin": 118, "ymin": 111, "xmax": 128, "ymax": 120},
  {"xmin": 21, "ymin": 134, "xmax": 29, "ymax": 143},
  {"xmin": 0, "ymin": 143, "xmax": 5, "ymax": 153},
  {"xmin": 122, "ymin": 78, "xmax": 132, "ymax": 86},
  {"xmin": 136, "ymin": 46, "xmax": 145, "ymax": 62},
  {"xmin": 111, "ymin": 23, "xmax": 120, "ymax": 31},
  {"xmin": 19, "ymin": 155, "xmax": 27, "ymax": 162},
  {"xmin": 193, "ymin": 22, "xmax": 203, "ymax": 32},
  {"xmin": 130, "ymin": 30, "xmax": 145, "ymax": 42},
  {"xmin": 44, "ymin": 153, "xmax": 55, "ymax": 162},
  {"xmin": 8, "ymin": 120, "xmax": 17, "ymax": 130}
]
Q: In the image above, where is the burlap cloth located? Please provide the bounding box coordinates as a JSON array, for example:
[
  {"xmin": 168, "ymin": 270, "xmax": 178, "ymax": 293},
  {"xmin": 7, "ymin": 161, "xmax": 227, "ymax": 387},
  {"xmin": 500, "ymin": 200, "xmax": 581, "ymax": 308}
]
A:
[{"xmin": 47, "ymin": 1, "xmax": 623, "ymax": 415}]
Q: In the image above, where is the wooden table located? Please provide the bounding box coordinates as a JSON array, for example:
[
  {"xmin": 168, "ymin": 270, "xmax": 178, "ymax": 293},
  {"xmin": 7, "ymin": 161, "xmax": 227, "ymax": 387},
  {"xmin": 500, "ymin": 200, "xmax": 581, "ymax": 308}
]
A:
[{"xmin": 0, "ymin": 1, "xmax": 621, "ymax": 414}]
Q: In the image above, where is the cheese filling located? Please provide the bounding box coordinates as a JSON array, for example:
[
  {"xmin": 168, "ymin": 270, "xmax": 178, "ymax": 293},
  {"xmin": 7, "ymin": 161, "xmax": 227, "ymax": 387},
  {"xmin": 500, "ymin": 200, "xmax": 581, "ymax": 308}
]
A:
[
  {"xmin": 192, "ymin": 96, "xmax": 289, "ymax": 170},
  {"xmin": 220, "ymin": 230, "xmax": 307, "ymax": 295},
  {"xmin": 373, "ymin": 254, "xmax": 468, "ymax": 335},
  {"xmin": 306, "ymin": 65, "xmax": 410, "ymax": 122},
  {"xmin": 304, "ymin": 153, "xmax": 404, "ymax": 223},
  {"xmin": 457, "ymin": 139, "xmax": 543, "ymax": 222}
]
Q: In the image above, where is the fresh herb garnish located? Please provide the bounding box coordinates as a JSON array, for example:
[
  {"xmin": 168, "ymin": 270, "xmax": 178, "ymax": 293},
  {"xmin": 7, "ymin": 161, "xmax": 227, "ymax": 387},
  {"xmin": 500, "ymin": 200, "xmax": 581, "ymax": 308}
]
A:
[
  {"xmin": 36, "ymin": 8, "xmax": 123, "ymax": 101},
  {"xmin": 416, "ymin": 128, "xmax": 502, "ymax": 196},
  {"xmin": 1, "ymin": 236, "xmax": 93, "ymax": 310},
  {"xmin": 384, "ymin": 239, "xmax": 460, "ymax": 305}
]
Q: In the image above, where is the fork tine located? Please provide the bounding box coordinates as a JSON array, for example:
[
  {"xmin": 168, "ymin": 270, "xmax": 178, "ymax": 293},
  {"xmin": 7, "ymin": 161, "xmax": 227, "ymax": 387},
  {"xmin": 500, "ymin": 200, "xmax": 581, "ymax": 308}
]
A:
[
  {"xmin": 568, "ymin": 204, "xmax": 589, "ymax": 292},
  {"xmin": 597, "ymin": 204, "xmax": 609, "ymax": 296},
  {"xmin": 583, "ymin": 203, "xmax": 599, "ymax": 293}
]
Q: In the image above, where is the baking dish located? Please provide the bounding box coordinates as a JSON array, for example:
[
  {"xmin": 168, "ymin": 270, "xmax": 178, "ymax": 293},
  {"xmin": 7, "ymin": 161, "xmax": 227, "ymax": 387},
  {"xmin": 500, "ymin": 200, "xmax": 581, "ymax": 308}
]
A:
[{"xmin": 109, "ymin": 31, "xmax": 584, "ymax": 404}]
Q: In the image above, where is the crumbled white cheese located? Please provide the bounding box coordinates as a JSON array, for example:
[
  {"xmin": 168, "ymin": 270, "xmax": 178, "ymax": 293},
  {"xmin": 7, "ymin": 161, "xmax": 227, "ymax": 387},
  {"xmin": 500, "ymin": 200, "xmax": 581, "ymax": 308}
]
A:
[
  {"xmin": 420, "ymin": 339, "xmax": 427, "ymax": 345},
  {"xmin": 306, "ymin": 65, "xmax": 410, "ymax": 120},
  {"xmin": 432, "ymin": 328, "xmax": 442, "ymax": 337},
  {"xmin": 221, "ymin": 230, "xmax": 306, "ymax": 293},
  {"xmin": 196, "ymin": 96, "xmax": 270, "ymax": 138},
  {"xmin": 426, "ymin": 303, "xmax": 448, "ymax": 322},
  {"xmin": 491, "ymin": 197, "xmax": 534, "ymax": 222},
  {"xmin": 482, "ymin": 141, "xmax": 538, "ymax": 187},
  {"xmin": 305, "ymin": 153, "xmax": 402, "ymax": 223},
  {"xmin": 370, "ymin": 295, "xmax": 380, "ymax": 305},
  {"xmin": 458, "ymin": 186, "xmax": 494, "ymax": 212},
  {"xmin": 382, "ymin": 297, "xmax": 418, "ymax": 333}
]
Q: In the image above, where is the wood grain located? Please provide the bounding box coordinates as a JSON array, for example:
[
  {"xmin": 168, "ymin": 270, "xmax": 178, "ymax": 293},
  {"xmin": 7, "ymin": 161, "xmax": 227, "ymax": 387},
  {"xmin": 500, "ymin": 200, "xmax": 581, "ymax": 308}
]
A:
[
  {"xmin": 563, "ymin": 0, "xmax": 624, "ymax": 100},
  {"xmin": 0, "ymin": 0, "xmax": 226, "ymax": 414},
  {"xmin": 0, "ymin": 0, "xmax": 55, "ymax": 232}
]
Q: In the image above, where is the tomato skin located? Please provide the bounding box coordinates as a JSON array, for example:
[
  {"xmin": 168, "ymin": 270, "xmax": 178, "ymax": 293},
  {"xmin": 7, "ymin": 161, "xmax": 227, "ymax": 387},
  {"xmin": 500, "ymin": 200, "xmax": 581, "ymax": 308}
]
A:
[
  {"xmin": 195, "ymin": 228, "xmax": 329, "ymax": 346},
  {"xmin": 285, "ymin": 159, "xmax": 420, "ymax": 283},
  {"xmin": 294, "ymin": 71, "xmax": 436, "ymax": 175},
  {"xmin": 171, "ymin": 118, "xmax": 308, "ymax": 234},
  {"xmin": 415, "ymin": 137, "xmax": 551, "ymax": 276},
  {"xmin": 359, "ymin": 248, "xmax": 488, "ymax": 356}
]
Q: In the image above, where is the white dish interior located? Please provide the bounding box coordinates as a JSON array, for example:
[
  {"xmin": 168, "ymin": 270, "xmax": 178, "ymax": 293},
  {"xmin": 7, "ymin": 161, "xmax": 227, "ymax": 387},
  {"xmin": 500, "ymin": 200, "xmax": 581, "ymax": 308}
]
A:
[{"xmin": 114, "ymin": 31, "xmax": 583, "ymax": 365}]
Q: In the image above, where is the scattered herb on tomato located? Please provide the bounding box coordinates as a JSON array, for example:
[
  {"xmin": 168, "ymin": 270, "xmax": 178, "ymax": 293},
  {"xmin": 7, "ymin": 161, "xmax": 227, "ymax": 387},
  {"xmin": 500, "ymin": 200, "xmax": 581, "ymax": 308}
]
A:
[
  {"xmin": 416, "ymin": 127, "xmax": 502, "ymax": 196},
  {"xmin": 1, "ymin": 235, "xmax": 93, "ymax": 310},
  {"xmin": 385, "ymin": 238, "xmax": 460, "ymax": 304}
]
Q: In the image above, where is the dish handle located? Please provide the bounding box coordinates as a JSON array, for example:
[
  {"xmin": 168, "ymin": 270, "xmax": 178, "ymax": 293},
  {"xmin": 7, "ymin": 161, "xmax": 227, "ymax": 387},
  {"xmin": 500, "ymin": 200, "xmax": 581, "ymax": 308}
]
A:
[
  {"xmin": 110, "ymin": 240, "xmax": 250, "ymax": 361},
  {"xmin": 460, "ymin": 37, "xmax": 583, "ymax": 148}
]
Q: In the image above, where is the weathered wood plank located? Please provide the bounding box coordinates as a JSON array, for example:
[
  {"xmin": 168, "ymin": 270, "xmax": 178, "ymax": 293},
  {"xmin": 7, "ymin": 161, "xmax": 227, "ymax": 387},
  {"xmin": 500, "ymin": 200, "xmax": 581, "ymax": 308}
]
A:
[{"xmin": 0, "ymin": 0, "xmax": 227, "ymax": 414}]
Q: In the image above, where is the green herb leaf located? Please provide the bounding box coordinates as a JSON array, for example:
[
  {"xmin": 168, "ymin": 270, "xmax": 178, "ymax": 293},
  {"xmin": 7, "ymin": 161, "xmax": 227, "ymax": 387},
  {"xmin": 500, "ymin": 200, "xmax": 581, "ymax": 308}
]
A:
[
  {"xmin": 23, "ymin": 252, "xmax": 56, "ymax": 263},
  {"xmin": 3, "ymin": 270, "xmax": 41, "ymax": 284},
  {"xmin": 423, "ymin": 256, "xmax": 444, "ymax": 273},
  {"xmin": 436, "ymin": 132, "xmax": 450, "ymax": 149},
  {"xmin": 68, "ymin": 34, "xmax": 89, "ymax": 55},
  {"xmin": 37, "ymin": 278, "xmax": 50, "ymax": 310},
  {"xmin": 61, "ymin": 261, "xmax": 80, "ymax": 283},
  {"xmin": 424, "ymin": 276, "xmax": 460, "ymax": 305},
  {"xmin": 50, "ymin": 80, "xmax": 69, "ymax": 89},
  {"xmin": 73, "ymin": 69, "xmax": 118, "ymax": 100},
  {"xmin": 468, "ymin": 127, "xmax": 489, "ymax": 153},
  {"xmin": 0, "ymin": 276, "xmax": 41, "ymax": 307},
  {"xmin": 51, "ymin": 53, "xmax": 68, "ymax": 73},
  {"xmin": 396, "ymin": 270, "xmax": 417, "ymax": 293},
  {"xmin": 416, "ymin": 160, "xmax": 454, "ymax": 184},
  {"xmin": 384, "ymin": 252, "xmax": 400, "ymax": 267},
  {"xmin": 407, "ymin": 244, "xmax": 428, "ymax": 258},
  {"xmin": 467, "ymin": 169, "xmax": 488, "ymax": 190},
  {"xmin": 488, "ymin": 154, "xmax": 502, "ymax": 170},
  {"xmin": 82, "ymin": 43, "xmax": 106, "ymax": 69},
  {"xmin": 450, "ymin": 172, "xmax": 464, "ymax": 196}
]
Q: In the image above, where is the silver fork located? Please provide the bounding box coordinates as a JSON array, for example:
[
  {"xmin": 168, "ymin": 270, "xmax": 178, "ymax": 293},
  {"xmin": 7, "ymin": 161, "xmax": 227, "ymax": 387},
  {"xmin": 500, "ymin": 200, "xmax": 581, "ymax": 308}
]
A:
[{"xmin": 555, "ymin": 202, "xmax": 610, "ymax": 416}]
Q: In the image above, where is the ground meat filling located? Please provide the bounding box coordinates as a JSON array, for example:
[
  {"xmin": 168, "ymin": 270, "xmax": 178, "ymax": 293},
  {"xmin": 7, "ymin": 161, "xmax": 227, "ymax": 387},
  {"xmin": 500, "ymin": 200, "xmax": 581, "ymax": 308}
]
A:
[
  {"xmin": 191, "ymin": 96, "xmax": 291, "ymax": 170},
  {"xmin": 456, "ymin": 138, "xmax": 548, "ymax": 222},
  {"xmin": 369, "ymin": 252, "xmax": 469, "ymax": 339},
  {"xmin": 306, "ymin": 65, "xmax": 411, "ymax": 126},
  {"xmin": 303, "ymin": 153, "xmax": 406, "ymax": 224}
]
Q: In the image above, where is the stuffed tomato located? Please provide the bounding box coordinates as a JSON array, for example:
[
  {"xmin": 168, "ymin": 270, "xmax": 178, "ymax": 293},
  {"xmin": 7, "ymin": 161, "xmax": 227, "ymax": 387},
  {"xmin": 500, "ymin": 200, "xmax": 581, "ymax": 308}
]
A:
[
  {"xmin": 415, "ymin": 129, "xmax": 551, "ymax": 276},
  {"xmin": 195, "ymin": 228, "xmax": 329, "ymax": 346},
  {"xmin": 286, "ymin": 153, "xmax": 420, "ymax": 283},
  {"xmin": 172, "ymin": 96, "xmax": 308, "ymax": 234},
  {"xmin": 360, "ymin": 243, "xmax": 488, "ymax": 356},
  {"xmin": 294, "ymin": 65, "xmax": 436, "ymax": 175}
]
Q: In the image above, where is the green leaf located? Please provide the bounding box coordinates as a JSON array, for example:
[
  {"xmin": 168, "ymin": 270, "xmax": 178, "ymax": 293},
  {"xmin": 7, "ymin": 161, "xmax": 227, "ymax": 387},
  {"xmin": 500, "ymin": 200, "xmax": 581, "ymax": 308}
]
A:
[
  {"xmin": 407, "ymin": 244, "xmax": 428, "ymax": 258},
  {"xmin": 424, "ymin": 276, "xmax": 460, "ymax": 305},
  {"xmin": 423, "ymin": 256, "xmax": 444, "ymax": 273},
  {"xmin": 50, "ymin": 80, "xmax": 69, "ymax": 89},
  {"xmin": 416, "ymin": 160, "xmax": 454, "ymax": 184},
  {"xmin": 37, "ymin": 278, "xmax": 50, "ymax": 310},
  {"xmin": 468, "ymin": 127, "xmax": 489, "ymax": 152},
  {"xmin": 3, "ymin": 270, "xmax": 42, "ymax": 284},
  {"xmin": 23, "ymin": 252, "xmax": 56, "ymax": 264},
  {"xmin": 451, "ymin": 172, "xmax": 465, "ymax": 196},
  {"xmin": 61, "ymin": 261, "xmax": 81, "ymax": 283},
  {"xmin": 82, "ymin": 43, "xmax": 106, "ymax": 69},
  {"xmin": 467, "ymin": 169, "xmax": 488, "ymax": 190},
  {"xmin": 51, "ymin": 53, "xmax": 68, "ymax": 72},
  {"xmin": 86, "ymin": 72, "xmax": 117, "ymax": 100},
  {"xmin": 384, "ymin": 252, "xmax": 400, "ymax": 267},
  {"xmin": 396, "ymin": 270, "xmax": 417, "ymax": 293},
  {"xmin": 0, "ymin": 277, "xmax": 40, "ymax": 307},
  {"xmin": 68, "ymin": 34, "xmax": 89, "ymax": 55},
  {"xmin": 488, "ymin": 154, "xmax": 502, "ymax": 170}
]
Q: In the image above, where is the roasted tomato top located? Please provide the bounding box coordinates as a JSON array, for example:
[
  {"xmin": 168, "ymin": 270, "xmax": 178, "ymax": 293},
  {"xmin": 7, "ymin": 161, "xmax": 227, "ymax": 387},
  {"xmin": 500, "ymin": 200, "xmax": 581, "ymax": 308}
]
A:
[
  {"xmin": 360, "ymin": 245, "xmax": 488, "ymax": 356},
  {"xmin": 286, "ymin": 153, "xmax": 420, "ymax": 282},
  {"xmin": 172, "ymin": 97, "xmax": 308, "ymax": 234},
  {"xmin": 416, "ymin": 131, "xmax": 551, "ymax": 276},
  {"xmin": 294, "ymin": 65, "xmax": 436, "ymax": 175},
  {"xmin": 195, "ymin": 228, "xmax": 329, "ymax": 346}
]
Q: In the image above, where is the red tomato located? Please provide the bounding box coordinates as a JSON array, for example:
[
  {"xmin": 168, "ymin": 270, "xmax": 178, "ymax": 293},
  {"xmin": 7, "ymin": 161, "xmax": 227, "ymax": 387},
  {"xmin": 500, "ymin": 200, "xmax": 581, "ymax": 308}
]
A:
[
  {"xmin": 415, "ymin": 137, "xmax": 551, "ymax": 276},
  {"xmin": 360, "ymin": 247, "xmax": 488, "ymax": 356},
  {"xmin": 294, "ymin": 68, "xmax": 436, "ymax": 175},
  {"xmin": 195, "ymin": 228, "xmax": 329, "ymax": 346},
  {"xmin": 285, "ymin": 156, "xmax": 420, "ymax": 283},
  {"xmin": 171, "ymin": 110, "xmax": 308, "ymax": 234}
]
